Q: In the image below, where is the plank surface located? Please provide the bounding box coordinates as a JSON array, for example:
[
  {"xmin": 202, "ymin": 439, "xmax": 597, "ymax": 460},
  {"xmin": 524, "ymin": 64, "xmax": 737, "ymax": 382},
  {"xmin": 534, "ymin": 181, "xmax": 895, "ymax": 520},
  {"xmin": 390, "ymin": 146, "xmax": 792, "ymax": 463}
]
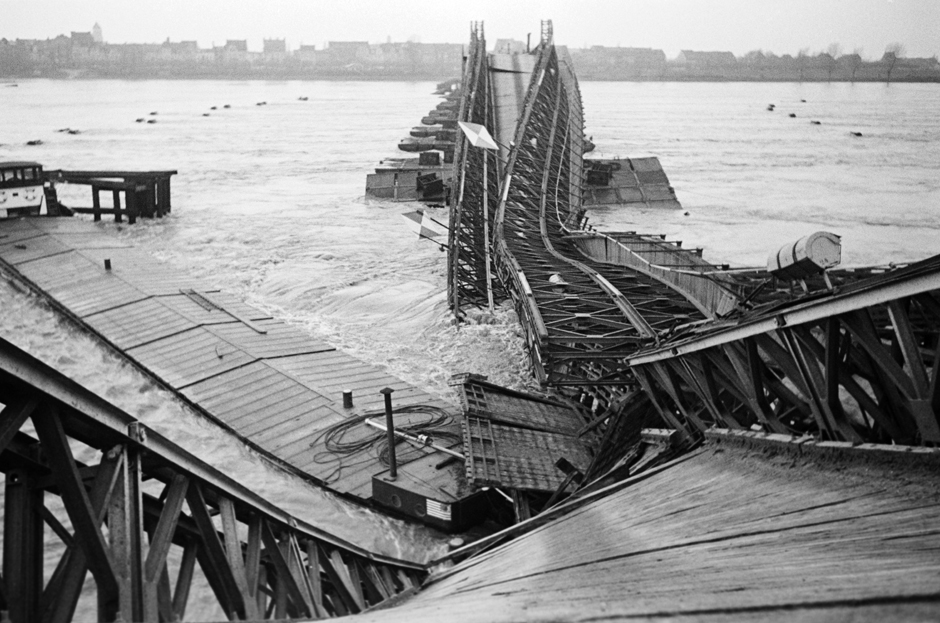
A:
[
  {"xmin": 346, "ymin": 444, "xmax": 940, "ymax": 622},
  {"xmin": 0, "ymin": 218, "xmax": 460, "ymax": 501}
]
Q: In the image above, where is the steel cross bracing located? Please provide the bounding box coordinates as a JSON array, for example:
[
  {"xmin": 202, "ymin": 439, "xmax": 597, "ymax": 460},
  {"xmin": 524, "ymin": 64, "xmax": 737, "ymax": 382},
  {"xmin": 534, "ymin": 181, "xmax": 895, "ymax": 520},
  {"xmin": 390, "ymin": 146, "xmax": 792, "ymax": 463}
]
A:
[
  {"xmin": 447, "ymin": 23, "xmax": 503, "ymax": 316},
  {"xmin": 491, "ymin": 40, "xmax": 705, "ymax": 388},
  {"xmin": 0, "ymin": 337, "xmax": 425, "ymax": 623},
  {"xmin": 624, "ymin": 256, "xmax": 940, "ymax": 447}
]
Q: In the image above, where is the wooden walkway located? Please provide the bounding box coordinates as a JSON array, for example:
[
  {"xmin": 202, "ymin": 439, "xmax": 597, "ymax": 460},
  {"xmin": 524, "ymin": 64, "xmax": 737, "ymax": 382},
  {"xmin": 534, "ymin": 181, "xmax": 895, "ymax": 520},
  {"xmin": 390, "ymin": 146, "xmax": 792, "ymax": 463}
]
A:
[
  {"xmin": 349, "ymin": 434, "xmax": 940, "ymax": 622},
  {"xmin": 0, "ymin": 218, "xmax": 457, "ymax": 501}
]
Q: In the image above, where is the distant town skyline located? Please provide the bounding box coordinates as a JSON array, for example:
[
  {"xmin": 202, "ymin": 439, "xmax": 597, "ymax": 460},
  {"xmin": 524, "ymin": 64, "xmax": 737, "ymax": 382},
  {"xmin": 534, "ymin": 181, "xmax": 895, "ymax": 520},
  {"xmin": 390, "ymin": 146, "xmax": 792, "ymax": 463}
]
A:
[{"xmin": 2, "ymin": 0, "xmax": 939, "ymax": 59}]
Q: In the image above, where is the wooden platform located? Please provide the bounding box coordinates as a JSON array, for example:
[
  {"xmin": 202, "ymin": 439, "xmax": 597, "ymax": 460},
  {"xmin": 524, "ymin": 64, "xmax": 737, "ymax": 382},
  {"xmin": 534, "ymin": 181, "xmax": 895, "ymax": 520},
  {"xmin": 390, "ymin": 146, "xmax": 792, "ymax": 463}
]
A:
[
  {"xmin": 349, "ymin": 437, "xmax": 940, "ymax": 622},
  {"xmin": 0, "ymin": 217, "xmax": 461, "ymax": 502}
]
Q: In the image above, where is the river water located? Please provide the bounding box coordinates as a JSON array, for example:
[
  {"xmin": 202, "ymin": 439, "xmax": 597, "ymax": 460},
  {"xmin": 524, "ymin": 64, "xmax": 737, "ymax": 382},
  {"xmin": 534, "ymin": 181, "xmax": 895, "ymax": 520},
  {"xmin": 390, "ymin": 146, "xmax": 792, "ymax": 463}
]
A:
[{"xmin": 1, "ymin": 78, "xmax": 938, "ymax": 615}]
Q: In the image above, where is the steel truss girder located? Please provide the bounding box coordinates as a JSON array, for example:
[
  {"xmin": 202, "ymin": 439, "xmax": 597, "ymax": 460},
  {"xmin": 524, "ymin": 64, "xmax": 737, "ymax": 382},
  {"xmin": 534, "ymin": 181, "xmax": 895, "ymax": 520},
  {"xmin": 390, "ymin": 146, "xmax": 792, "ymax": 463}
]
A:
[
  {"xmin": 629, "ymin": 271, "xmax": 940, "ymax": 446},
  {"xmin": 489, "ymin": 41, "xmax": 704, "ymax": 389},
  {"xmin": 0, "ymin": 336, "xmax": 425, "ymax": 622},
  {"xmin": 447, "ymin": 24, "xmax": 504, "ymax": 316}
]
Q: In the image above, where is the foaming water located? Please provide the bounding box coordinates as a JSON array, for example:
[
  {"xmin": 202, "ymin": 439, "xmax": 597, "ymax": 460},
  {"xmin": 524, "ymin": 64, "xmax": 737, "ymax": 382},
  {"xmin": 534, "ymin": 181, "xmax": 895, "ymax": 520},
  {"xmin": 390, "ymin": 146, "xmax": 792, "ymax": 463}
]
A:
[{"xmin": 1, "ymin": 80, "xmax": 937, "ymax": 589}]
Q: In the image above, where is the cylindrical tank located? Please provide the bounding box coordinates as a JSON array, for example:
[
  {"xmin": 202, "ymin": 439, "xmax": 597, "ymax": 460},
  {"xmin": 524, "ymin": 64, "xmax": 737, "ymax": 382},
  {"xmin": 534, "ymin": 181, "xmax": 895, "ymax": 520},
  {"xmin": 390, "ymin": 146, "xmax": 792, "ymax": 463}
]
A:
[{"xmin": 767, "ymin": 231, "xmax": 842, "ymax": 280}]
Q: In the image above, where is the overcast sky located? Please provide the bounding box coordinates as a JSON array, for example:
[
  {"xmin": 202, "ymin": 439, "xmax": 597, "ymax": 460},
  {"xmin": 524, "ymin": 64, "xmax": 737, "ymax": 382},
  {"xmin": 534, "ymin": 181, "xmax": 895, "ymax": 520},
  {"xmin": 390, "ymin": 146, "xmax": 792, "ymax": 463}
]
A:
[{"xmin": 2, "ymin": 0, "xmax": 938, "ymax": 59}]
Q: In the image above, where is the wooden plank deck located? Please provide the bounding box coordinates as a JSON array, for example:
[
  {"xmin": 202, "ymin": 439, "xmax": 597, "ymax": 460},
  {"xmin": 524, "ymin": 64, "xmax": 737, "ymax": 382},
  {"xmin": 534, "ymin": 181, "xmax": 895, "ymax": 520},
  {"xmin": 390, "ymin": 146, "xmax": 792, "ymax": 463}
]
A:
[
  {"xmin": 348, "ymin": 438, "xmax": 940, "ymax": 622},
  {"xmin": 0, "ymin": 218, "xmax": 458, "ymax": 503}
]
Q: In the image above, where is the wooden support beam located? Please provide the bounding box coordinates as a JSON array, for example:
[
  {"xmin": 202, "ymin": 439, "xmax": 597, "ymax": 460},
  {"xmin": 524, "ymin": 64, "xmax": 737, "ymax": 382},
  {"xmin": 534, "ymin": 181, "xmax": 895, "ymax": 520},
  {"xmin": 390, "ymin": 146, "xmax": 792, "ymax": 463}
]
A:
[
  {"xmin": 143, "ymin": 473, "xmax": 189, "ymax": 621},
  {"xmin": 357, "ymin": 560, "xmax": 386, "ymax": 606},
  {"xmin": 0, "ymin": 396, "xmax": 38, "ymax": 455},
  {"xmin": 317, "ymin": 543, "xmax": 362, "ymax": 614},
  {"xmin": 109, "ymin": 443, "xmax": 144, "ymax": 623},
  {"xmin": 219, "ymin": 496, "xmax": 261, "ymax": 620},
  {"xmin": 824, "ymin": 317, "xmax": 848, "ymax": 429},
  {"xmin": 31, "ymin": 405, "xmax": 119, "ymax": 619},
  {"xmin": 673, "ymin": 358, "xmax": 729, "ymax": 427},
  {"xmin": 842, "ymin": 310, "xmax": 917, "ymax": 400},
  {"xmin": 796, "ymin": 324, "xmax": 908, "ymax": 441},
  {"xmin": 173, "ymin": 540, "xmax": 198, "ymax": 621},
  {"xmin": 42, "ymin": 446, "xmax": 123, "ymax": 623},
  {"xmin": 888, "ymin": 299, "xmax": 940, "ymax": 441},
  {"xmin": 364, "ymin": 562, "xmax": 392, "ymax": 601},
  {"xmin": 305, "ymin": 539, "xmax": 326, "ymax": 615},
  {"xmin": 791, "ymin": 327, "xmax": 864, "ymax": 442},
  {"xmin": 244, "ymin": 512, "xmax": 263, "ymax": 615},
  {"xmin": 723, "ymin": 342, "xmax": 786, "ymax": 433},
  {"xmin": 259, "ymin": 519, "xmax": 314, "ymax": 618},
  {"xmin": 112, "ymin": 189, "xmax": 123, "ymax": 223},
  {"xmin": 651, "ymin": 361, "xmax": 707, "ymax": 431},
  {"xmin": 92, "ymin": 187, "xmax": 101, "ymax": 221},
  {"xmin": 187, "ymin": 481, "xmax": 244, "ymax": 619},
  {"xmin": 3, "ymin": 468, "xmax": 44, "ymax": 623}
]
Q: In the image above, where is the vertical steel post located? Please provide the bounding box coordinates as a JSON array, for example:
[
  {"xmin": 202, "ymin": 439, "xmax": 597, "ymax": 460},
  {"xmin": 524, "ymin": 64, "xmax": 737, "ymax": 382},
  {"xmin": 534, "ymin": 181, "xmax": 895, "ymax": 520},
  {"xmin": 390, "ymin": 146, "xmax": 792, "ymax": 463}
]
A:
[{"xmin": 380, "ymin": 388, "xmax": 397, "ymax": 480}]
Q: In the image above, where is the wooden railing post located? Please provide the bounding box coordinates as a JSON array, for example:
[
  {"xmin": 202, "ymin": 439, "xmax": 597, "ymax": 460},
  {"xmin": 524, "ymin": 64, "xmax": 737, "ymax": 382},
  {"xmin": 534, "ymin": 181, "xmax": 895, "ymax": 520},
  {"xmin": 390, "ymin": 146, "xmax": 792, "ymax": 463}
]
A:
[{"xmin": 3, "ymin": 468, "xmax": 44, "ymax": 623}]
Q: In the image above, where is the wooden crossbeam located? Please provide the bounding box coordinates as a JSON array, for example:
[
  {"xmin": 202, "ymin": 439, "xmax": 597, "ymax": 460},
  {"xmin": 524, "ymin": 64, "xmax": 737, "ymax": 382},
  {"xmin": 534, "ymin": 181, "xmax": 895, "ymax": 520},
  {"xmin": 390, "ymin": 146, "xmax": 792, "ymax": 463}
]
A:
[
  {"xmin": 32, "ymin": 404, "xmax": 119, "ymax": 619},
  {"xmin": 42, "ymin": 447, "xmax": 123, "ymax": 623},
  {"xmin": 219, "ymin": 497, "xmax": 261, "ymax": 620},
  {"xmin": 187, "ymin": 482, "xmax": 245, "ymax": 618},
  {"xmin": 0, "ymin": 396, "xmax": 38, "ymax": 454},
  {"xmin": 173, "ymin": 540, "xmax": 198, "ymax": 620},
  {"xmin": 259, "ymin": 519, "xmax": 314, "ymax": 618},
  {"xmin": 143, "ymin": 473, "xmax": 189, "ymax": 621}
]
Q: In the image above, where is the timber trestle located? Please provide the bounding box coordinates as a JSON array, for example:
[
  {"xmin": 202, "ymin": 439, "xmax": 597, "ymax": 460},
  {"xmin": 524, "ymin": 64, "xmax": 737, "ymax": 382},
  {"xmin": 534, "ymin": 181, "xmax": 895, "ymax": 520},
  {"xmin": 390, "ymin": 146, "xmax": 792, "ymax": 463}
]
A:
[{"xmin": 0, "ymin": 337, "xmax": 425, "ymax": 622}]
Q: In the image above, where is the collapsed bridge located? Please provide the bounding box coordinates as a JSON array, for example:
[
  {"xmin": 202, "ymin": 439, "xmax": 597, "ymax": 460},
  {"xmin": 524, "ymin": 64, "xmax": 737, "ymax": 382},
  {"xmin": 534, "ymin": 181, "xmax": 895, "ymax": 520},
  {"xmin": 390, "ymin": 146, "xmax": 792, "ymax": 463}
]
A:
[{"xmin": 447, "ymin": 21, "xmax": 940, "ymax": 462}]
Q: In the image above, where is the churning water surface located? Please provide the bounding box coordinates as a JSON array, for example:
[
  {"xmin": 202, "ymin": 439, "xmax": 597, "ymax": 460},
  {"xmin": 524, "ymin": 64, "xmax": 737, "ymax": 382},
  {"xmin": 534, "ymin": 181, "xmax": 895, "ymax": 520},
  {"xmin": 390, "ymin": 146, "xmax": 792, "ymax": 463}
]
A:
[{"xmin": 0, "ymin": 78, "xmax": 938, "ymax": 576}]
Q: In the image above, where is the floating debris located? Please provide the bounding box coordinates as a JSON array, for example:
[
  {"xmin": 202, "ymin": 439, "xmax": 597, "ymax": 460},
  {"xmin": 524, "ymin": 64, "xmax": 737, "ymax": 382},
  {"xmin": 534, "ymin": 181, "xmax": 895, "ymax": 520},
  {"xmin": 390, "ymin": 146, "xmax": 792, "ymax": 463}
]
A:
[
  {"xmin": 149, "ymin": 111, "xmax": 158, "ymax": 115},
  {"xmin": 202, "ymin": 113, "xmax": 210, "ymax": 117},
  {"xmin": 146, "ymin": 119, "xmax": 157, "ymax": 124},
  {"xmin": 811, "ymin": 120, "xmax": 821, "ymax": 125},
  {"xmin": 55, "ymin": 128, "xmax": 82, "ymax": 134},
  {"xmin": 800, "ymin": 99, "xmax": 807, "ymax": 102},
  {"xmin": 256, "ymin": 101, "xmax": 267, "ymax": 106},
  {"xmin": 26, "ymin": 139, "xmax": 43, "ymax": 146},
  {"xmin": 135, "ymin": 118, "xmax": 144, "ymax": 123},
  {"xmin": 210, "ymin": 106, "xmax": 217, "ymax": 110},
  {"xmin": 850, "ymin": 131, "xmax": 863, "ymax": 137},
  {"xmin": 223, "ymin": 104, "xmax": 231, "ymax": 109},
  {"xmin": 298, "ymin": 96, "xmax": 309, "ymax": 101},
  {"xmin": 788, "ymin": 113, "xmax": 797, "ymax": 118}
]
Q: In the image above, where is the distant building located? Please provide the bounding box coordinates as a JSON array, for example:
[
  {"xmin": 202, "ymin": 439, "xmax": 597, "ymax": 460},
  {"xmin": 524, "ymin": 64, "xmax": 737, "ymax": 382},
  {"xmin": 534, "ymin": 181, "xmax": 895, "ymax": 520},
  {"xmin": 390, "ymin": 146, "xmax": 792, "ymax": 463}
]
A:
[
  {"xmin": 71, "ymin": 31, "xmax": 95, "ymax": 47},
  {"xmin": 263, "ymin": 39, "xmax": 286, "ymax": 54},
  {"xmin": 92, "ymin": 23, "xmax": 103, "ymax": 44},
  {"xmin": 224, "ymin": 40, "xmax": 248, "ymax": 52},
  {"xmin": 323, "ymin": 41, "xmax": 370, "ymax": 64},
  {"xmin": 570, "ymin": 46, "xmax": 667, "ymax": 78},
  {"xmin": 675, "ymin": 50, "xmax": 737, "ymax": 66}
]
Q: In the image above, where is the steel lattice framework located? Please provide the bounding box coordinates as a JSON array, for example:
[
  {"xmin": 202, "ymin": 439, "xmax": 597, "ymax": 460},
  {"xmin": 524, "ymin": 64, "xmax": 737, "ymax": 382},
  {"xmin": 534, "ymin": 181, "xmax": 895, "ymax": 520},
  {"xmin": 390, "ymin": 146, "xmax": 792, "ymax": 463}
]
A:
[
  {"xmin": 490, "ymin": 29, "xmax": 704, "ymax": 389},
  {"xmin": 447, "ymin": 23, "xmax": 503, "ymax": 316},
  {"xmin": 626, "ymin": 257, "xmax": 940, "ymax": 447}
]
